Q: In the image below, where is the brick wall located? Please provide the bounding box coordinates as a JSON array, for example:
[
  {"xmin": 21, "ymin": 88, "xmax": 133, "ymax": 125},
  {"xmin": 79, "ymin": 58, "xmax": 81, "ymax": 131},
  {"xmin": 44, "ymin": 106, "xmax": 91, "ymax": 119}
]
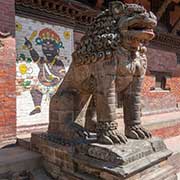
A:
[
  {"xmin": 0, "ymin": 0, "xmax": 16, "ymax": 145},
  {"xmin": 142, "ymin": 48, "xmax": 180, "ymax": 114},
  {"xmin": 151, "ymin": 123, "xmax": 180, "ymax": 139}
]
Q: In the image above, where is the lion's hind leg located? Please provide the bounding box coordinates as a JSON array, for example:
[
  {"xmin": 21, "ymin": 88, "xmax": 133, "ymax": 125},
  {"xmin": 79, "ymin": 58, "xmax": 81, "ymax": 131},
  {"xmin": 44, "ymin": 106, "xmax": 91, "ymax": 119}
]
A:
[{"xmin": 49, "ymin": 87, "xmax": 91, "ymax": 141}]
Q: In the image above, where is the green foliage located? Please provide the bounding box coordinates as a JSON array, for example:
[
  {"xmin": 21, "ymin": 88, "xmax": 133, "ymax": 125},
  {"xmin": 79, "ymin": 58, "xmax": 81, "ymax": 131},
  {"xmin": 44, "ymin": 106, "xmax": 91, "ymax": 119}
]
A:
[{"xmin": 21, "ymin": 80, "xmax": 31, "ymax": 88}]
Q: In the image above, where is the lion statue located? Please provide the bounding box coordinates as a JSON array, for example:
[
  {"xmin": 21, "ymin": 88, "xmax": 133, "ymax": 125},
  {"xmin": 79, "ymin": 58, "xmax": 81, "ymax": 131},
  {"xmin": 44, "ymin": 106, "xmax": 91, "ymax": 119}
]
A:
[{"xmin": 48, "ymin": 1, "xmax": 157, "ymax": 144}]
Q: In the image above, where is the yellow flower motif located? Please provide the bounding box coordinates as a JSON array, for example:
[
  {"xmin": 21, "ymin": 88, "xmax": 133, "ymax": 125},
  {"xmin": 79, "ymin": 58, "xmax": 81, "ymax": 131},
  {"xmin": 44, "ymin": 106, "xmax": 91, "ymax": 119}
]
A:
[
  {"xmin": 19, "ymin": 63, "xmax": 28, "ymax": 75},
  {"xmin": 64, "ymin": 31, "xmax": 71, "ymax": 40},
  {"xmin": 48, "ymin": 75, "xmax": 54, "ymax": 80},
  {"xmin": 16, "ymin": 21, "xmax": 22, "ymax": 32}
]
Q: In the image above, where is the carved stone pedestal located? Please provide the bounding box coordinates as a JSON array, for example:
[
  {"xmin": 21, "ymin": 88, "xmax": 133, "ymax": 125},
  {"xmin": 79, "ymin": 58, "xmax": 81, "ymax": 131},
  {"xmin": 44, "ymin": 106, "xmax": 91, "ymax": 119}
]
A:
[{"xmin": 31, "ymin": 133, "xmax": 177, "ymax": 180}]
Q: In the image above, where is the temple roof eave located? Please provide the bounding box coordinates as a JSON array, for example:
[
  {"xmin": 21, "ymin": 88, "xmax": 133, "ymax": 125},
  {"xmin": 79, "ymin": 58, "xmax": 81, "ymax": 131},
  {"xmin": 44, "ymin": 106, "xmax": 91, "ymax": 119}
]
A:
[{"xmin": 15, "ymin": 0, "xmax": 180, "ymax": 53}]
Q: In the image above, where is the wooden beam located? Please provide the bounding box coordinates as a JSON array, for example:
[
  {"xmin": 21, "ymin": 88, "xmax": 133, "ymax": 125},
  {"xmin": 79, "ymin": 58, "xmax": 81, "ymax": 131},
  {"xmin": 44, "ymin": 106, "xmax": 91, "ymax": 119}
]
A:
[
  {"xmin": 172, "ymin": 0, "xmax": 180, "ymax": 3},
  {"xmin": 171, "ymin": 17, "xmax": 180, "ymax": 34},
  {"xmin": 95, "ymin": 0, "xmax": 104, "ymax": 9},
  {"xmin": 156, "ymin": 0, "xmax": 173, "ymax": 20},
  {"xmin": 156, "ymin": 0, "xmax": 180, "ymax": 20}
]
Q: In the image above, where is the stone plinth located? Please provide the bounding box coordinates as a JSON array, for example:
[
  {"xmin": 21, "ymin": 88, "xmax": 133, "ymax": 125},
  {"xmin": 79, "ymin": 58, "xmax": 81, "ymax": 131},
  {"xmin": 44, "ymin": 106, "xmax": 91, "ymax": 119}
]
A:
[{"xmin": 31, "ymin": 133, "xmax": 177, "ymax": 180}]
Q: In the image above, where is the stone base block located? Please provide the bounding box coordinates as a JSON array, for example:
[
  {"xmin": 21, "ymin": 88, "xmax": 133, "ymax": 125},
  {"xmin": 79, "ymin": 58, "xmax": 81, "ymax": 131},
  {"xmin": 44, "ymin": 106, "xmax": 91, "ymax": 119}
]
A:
[{"xmin": 31, "ymin": 133, "xmax": 177, "ymax": 180}]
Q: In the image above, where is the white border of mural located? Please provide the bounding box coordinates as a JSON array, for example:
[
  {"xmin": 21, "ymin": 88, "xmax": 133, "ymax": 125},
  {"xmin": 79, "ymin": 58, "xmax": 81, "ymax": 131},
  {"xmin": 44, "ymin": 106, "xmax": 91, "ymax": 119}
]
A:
[{"xmin": 16, "ymin": 16, "xmax": 74, "ymax": 127}]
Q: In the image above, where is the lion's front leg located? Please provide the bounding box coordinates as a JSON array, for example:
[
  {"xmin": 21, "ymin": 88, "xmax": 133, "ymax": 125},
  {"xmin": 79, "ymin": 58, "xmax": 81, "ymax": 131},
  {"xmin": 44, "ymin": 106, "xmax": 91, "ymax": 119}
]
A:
[
  {"xmin": 95, "ymin": 73, "xmax": 127, "ymax": 145},
  {"xmin": 123, "ymin": 77, "xmax": 151, "ymax": 139},
  {"xmin": 49, "ymin": 88, "xmax": 91, "ymax": 140}
]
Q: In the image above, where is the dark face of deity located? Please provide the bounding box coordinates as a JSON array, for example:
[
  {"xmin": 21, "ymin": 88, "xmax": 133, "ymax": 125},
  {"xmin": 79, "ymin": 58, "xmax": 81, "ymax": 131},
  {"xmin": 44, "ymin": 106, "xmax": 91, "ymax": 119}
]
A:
[{"xmin": 42, "ymin": 39, "xmax": 59, "ymax": 62}]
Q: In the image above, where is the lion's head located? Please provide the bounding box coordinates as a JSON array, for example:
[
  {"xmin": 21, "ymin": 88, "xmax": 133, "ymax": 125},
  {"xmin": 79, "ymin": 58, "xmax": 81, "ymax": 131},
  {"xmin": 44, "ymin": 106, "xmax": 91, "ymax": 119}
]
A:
[
  {"xmin": 111, "ymin": 2, "xmax": 157, "ymax": 50},
  {"xmin": 73, "ymin": 1, "xmax": 157, "ymax": 65}
]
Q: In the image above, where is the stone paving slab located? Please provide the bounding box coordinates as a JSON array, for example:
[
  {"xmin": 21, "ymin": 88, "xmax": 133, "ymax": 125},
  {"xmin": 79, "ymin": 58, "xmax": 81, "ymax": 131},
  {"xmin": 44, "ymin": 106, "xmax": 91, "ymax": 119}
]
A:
[
  {"xmin": 165, "ymin": 135, "xmax": 180, "ymax": 153},
  {"xmin": 164, "ymin": 135, "xmax": 180, "ymax": 179},
  {"xmin": 31, "ymin": 169, "xmax": 53, "ymax": 180},
  {"xmin": 0, "ymin": 146, "xmax": 42, "ymax": 174},
  {"xmin": 177, "ymin": 172, "xmax": 180, "ymax": 180},
  {"xmin": 116, "ymin": 110, "xmax": 180, "ymax": 134}
]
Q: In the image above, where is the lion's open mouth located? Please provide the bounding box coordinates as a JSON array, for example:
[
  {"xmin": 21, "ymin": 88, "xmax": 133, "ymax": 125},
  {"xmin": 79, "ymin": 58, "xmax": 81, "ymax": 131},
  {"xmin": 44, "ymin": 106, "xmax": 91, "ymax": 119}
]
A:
[
  {"xmin": 128, "ymin": 23, "xmax": 155, "ymax": 41},
  {"xmin": 120, "ymin": 19, "xmax": 156, "ymax": 49},
  {"xmin": 129, "ymin": 26, "xmax": 153, "ymax": 33}
]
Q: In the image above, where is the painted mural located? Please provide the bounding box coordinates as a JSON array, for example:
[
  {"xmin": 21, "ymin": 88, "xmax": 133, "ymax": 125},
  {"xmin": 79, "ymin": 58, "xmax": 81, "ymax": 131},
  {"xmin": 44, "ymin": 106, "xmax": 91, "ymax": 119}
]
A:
[{"xmin": 16, "ymin": 16, "xmax": 73, "ymax": 127}]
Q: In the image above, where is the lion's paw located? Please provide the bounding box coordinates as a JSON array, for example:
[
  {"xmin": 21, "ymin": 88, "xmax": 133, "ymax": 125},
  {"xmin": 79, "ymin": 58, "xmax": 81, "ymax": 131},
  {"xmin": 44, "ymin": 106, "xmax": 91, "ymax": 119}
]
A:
[
  {"xmin": 125, "ymin": 125, "xmax": 152, "ymax": 139},
  {"xmin": 97, "ymin": 129, "xmax": 128, "ymax": 145},
  {"xmin": 67, "ymin": 123, "xmax": 90, "ymax": 139}
]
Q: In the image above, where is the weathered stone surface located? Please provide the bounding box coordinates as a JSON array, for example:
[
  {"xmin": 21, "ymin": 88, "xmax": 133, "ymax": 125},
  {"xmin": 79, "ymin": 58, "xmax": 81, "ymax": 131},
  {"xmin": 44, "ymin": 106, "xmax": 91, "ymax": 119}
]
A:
[
  {"xmin": 48, "ymin": 1, "xmax": 157, "ymax": 145},
  {"xmin": 74, "ymin": 137, "xmax": 172, "ymax": 177},
  {"xmin": 31, "ymin": 133, "xmax": 177, "ymax": 180},
  {"xmin": 80, "ymin": 137, "xmax": 166, "ymax": 163}
]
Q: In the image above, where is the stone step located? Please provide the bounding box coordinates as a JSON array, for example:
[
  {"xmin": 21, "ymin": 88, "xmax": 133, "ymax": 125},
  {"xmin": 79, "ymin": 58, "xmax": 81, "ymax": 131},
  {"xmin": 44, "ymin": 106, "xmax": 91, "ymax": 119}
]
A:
[
  {"xmin": 30, "ymin": 169, "xmax": 53, "ymax": 180},
  {"xmin": 177, "ymin": 172, "xmax": 180, "ymax": 180},
  {"xmin": 165, "ymin": 135, "xmax": 180, "ymax": 174},
  {"xmin": 0, "ymin": 146, "xmax": 42, "ymax": 176},
  {"xmin": 117, "ymin": 111, "xmax": 180, "ymax": 138},
  {"xmin": 17, "ymin": 137, "xmax": 31, "ymax": 150},
  {"xmin": 140, "ymin": 164, "xmax": 177, "ymax": 180},
  {"xmin": 168, "ymin": 152, "xmax": 180, "ymax": 173}
]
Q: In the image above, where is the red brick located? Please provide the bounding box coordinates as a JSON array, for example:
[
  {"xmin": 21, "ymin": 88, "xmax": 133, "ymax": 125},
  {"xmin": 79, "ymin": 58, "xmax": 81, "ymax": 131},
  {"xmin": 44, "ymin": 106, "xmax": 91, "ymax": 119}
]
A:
[
  {"xmin": 142, "ymin": 48, "xmax": 180, "ymax": 114},
  {"xmin": 152, "ymin": 124, "xmax": 180, "ymax": 138},
  {"xmin": 0, "ymin": 0, "xmax": 16, "ymax": 144}
]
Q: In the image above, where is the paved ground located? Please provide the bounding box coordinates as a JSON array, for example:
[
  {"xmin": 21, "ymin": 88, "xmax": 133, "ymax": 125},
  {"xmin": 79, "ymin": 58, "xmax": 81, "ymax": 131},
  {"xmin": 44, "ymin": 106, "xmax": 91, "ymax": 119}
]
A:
[
  {"xmin": 116, "ymin": 110, "xmax": 180, "ymax": 133},
  {"xmin": 178, "ymin": 173, "xmax": 180, "ymax": 179},
  {"xmin": 165, "ymin": 135, "xmax": 180, "ymax": 180},
  {"xmin": 142, "ymin": 111, "xmax": 180, "ymax": 123},
  {"xmin": 165, "ymin": 135, "xmax": 180, "ymax": 153}
]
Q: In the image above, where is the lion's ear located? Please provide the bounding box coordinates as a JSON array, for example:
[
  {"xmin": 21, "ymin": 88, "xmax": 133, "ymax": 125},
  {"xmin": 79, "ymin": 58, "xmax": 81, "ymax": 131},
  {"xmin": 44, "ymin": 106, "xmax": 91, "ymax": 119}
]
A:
[{"xmin": 109, "ymin": 1, "xmax": 125, "ymax": 16}]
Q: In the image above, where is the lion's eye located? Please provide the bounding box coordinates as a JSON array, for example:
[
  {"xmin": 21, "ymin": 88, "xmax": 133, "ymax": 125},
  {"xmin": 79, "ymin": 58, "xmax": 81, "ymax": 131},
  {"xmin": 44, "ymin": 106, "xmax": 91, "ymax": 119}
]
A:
[
  {"xmin": 128, "ymin": 12, "xmax": 134, "ymax": 17},
  {"xmin": 135, "ymin": 10, "xmax": 143, "ymax": 14}
]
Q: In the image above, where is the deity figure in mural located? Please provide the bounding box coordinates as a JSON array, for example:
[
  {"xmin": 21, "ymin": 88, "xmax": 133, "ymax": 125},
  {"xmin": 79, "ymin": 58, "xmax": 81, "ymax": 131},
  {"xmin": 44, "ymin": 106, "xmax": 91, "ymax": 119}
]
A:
[{"xmin": 24, "ymin": 28, "xmax": 65, "ymax": 115}]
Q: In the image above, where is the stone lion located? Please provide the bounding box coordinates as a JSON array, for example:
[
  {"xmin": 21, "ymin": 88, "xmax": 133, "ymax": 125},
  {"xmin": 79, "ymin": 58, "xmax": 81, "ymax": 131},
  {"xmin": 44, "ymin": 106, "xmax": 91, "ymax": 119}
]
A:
[{"xmin": 48, "ymin": 1, "xmax": 157, "ymax": 144}]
